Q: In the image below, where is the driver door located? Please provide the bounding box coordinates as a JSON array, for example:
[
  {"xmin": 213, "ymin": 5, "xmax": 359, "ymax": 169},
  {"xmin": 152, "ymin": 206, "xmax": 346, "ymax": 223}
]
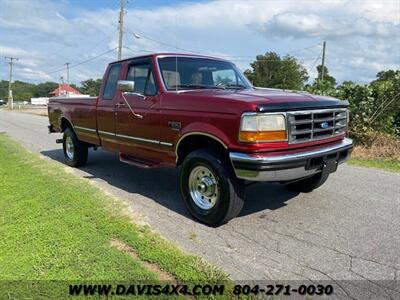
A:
[{"xmin": 115, "ymin": 58, "xmax": 161, "ymax": 161}]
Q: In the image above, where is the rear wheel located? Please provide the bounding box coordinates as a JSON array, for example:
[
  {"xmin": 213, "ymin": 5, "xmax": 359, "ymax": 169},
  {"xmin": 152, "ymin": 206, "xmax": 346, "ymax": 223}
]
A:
[
  {"xmin": 180, "ymin": 148, "xmax": 245, "ymax": 227},
  {"xmin": 285, "ymin": 172, "xmax": 329, "ymax": 193},
  {"xmin": 62, "ymin": 128, "xmax": 88, "ymax": 167}
]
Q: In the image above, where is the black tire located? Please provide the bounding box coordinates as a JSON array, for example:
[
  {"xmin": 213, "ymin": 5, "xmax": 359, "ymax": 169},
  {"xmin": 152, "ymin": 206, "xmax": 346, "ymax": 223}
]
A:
[
  {"xmin": 285, "ymin": 172, "xmax": 329, "ymax": 193},
  {"xmin": 62, "ymin": 127, "xmax": 88, "ymax": 167},
  {"xmin": 180, "ymin": 148, "xmax": 245, "ymax": 227}
]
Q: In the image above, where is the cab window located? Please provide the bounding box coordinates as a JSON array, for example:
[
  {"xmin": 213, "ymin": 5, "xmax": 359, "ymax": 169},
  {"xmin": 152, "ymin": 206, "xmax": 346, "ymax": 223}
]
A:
[
  {"xmin": 158, "ymin": 57, "xmax": 250, "ymax": 90},
  {"xmin": 127, "ymin": 63, "xmax": 157, "ymax": 96},
  {"xmin": 102, "ymin": 64, "xmax": 121, "ymax": 100}
]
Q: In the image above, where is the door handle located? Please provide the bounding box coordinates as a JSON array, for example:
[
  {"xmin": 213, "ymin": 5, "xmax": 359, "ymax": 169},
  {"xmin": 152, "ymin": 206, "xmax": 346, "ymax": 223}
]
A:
[
  {"xmin": 115, "ymin": 102, "xmax": 126, "ymax": 108},
  {"xmin": 120, "ymin": 93, "xmax": 143, "ymax": 119}
]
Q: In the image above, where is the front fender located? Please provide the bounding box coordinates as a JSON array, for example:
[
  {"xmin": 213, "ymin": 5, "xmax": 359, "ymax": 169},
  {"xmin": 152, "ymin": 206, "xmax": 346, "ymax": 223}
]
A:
[{"xmin": 177, "ymin": 122, "xmax": 231, "ymax": 150}]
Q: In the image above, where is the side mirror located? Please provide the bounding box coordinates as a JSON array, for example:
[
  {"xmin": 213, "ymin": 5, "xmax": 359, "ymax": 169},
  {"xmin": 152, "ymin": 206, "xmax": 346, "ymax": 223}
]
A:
[{"xmin": 117, "ymin": 80, "xmax": 135, "ymax": 93}]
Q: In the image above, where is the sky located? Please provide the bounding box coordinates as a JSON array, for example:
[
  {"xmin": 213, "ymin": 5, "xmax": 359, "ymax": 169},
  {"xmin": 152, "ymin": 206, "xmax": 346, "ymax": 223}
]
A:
[{"xmin": 0, "ymin": 0, "xmax": 399, "ymax": 86}]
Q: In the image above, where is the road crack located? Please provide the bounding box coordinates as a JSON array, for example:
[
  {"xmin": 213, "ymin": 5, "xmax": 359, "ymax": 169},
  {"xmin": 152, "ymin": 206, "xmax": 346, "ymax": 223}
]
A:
[
  {"xmin": 349, "ymin": 256, "xmax": 400, "ymax": 299},
  {"xmin": 257, "ymin": 223, "xmax": 400, "ymax": 273}
]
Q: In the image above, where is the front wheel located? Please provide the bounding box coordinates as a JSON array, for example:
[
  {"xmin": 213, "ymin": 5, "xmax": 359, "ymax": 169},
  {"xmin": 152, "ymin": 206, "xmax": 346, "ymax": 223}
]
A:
[
  {"xmin": 62, "ymin": 128, "xmax": 88, "ymax": 167},
  {"xmin": 180, "ymin": 148, "xmax": 245, "ymax": 227}
]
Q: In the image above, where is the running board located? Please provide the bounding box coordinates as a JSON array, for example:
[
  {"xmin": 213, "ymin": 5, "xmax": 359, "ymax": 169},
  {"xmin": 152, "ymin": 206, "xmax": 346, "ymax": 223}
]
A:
[{"xmin": 119, "ymin": 153, "xmax": 162, "ymax": 169}]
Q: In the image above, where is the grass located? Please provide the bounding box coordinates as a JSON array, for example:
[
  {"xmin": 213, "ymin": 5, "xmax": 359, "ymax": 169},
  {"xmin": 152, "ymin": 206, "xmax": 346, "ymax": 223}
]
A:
[
  {"xmin": 0, "ymin": 134, "xmax": 230, "ymax": 298},
  {"xmin": 348, "ymin": 158, "xmax": 400, "ymax": 172},
  {"xmin": 348, "ymin": 133, "xmax": 400, "ymax": 172}
]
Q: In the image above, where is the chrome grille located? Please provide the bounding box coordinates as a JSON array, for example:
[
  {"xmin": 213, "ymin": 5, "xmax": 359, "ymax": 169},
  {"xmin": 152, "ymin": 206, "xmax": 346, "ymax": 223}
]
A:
[{"xmin": 288, "ymin": 108, "xmax": 347, "ymax": 144}]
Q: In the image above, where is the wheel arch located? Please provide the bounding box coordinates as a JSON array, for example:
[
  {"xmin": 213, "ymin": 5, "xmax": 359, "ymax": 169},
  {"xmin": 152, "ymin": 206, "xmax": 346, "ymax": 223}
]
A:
[
  {"xmin": 59, "ymin": 116, "xmax": 75, "ymax": 133},
  {"xmin": 175, "ymin": 132, "xmax": 228, "ymax": 165}
]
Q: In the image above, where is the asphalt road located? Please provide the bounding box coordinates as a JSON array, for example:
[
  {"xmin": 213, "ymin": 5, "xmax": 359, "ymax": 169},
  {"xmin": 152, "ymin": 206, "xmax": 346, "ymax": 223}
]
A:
[{"xmin": 1, "ymin": 110, "xmax": 399, "ymax": 299}]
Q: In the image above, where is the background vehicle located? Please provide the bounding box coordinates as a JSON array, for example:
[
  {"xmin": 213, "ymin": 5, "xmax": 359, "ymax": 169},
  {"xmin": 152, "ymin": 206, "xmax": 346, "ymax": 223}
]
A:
[
  {"xmin": 48, "ymin": 53, "xmax": 353, "ymax": 226},
  {"xmin": 0, "ymin": 99, "xmax": 6, "ymax": 106}
]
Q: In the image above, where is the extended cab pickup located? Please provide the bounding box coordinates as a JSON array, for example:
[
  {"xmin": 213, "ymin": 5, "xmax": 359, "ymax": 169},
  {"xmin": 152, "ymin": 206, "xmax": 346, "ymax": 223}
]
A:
[{"xmin": 48, "ymin": 53, "xmax": 353, "ymax": 226}]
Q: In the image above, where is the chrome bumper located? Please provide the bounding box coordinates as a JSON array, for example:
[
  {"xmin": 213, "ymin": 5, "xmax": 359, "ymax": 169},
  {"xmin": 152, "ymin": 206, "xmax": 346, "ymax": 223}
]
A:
[{"xmin": 230, "ymin": 138, "xmax": 353, "ymax": 181}]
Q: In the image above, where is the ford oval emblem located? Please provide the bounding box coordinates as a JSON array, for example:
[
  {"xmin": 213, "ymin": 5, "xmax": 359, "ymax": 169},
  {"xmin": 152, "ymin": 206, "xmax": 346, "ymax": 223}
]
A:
[{"xmin": 320, "ymin": 122, "xmax": 329, "ymax": 129}]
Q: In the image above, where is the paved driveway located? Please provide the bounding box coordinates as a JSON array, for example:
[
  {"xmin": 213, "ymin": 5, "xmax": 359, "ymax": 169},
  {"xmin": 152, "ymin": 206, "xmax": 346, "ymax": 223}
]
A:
[{"xmin": 1, "ymin": 111, "xmax": 399, "ymax": 299}]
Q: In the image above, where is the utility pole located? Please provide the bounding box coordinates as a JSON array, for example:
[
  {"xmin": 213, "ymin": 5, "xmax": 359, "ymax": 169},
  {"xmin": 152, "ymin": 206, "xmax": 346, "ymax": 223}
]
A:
[
  {"xmin": 320, "ymin": 41, "xmax": 326, "ymax": 82},
  {"xmin": 4, "ymin": 56, "xmax": 18, "ymax": 110},
  {"xmin": 118, "ymin": 0, "xmax": 125, "ymax": 60},
  {"xmin": 65, "ymin": 62, "xmax": 70, "ymax": 85}
]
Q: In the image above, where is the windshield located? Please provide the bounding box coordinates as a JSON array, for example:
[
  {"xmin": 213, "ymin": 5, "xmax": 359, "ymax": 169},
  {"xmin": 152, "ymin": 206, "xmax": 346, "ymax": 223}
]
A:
[{"xmin": 158, "ymin": 56, "xmax": 251, "ymax": 91}]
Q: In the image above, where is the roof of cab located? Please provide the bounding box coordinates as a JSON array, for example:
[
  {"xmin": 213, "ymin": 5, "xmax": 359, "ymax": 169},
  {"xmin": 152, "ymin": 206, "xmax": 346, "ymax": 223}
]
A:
[{"xmin": 109, "ymin": 53, "xmax": 230, "ymax": 65}]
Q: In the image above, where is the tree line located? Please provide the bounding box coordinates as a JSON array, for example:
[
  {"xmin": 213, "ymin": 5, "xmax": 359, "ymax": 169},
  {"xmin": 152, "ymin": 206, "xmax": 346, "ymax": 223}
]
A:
[
  {"xmin": 0, "ymin": 79, "xmax": 102, "ymax": 101},
  {"xmin": 245, "ymin": 52, "xmax": 399, "ymax": 141}
]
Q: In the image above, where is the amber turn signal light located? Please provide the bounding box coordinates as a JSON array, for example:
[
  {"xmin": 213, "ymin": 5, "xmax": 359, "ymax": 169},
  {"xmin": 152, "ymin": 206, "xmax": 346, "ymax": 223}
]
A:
[{"xmin": 239, "ymin": 130, "xmax": 287, "ymax": 142}]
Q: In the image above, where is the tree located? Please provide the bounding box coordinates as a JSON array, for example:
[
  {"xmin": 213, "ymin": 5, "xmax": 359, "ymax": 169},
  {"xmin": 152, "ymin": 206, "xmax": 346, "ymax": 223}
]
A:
[
  {"xmin": 10, "ymin": 81, "xmax": 36, "ymax": 101},
  {"xmin": 0, "ymin": 79, "xmax": 103, "ymax": 102},
  {"xmin": 316, "ymin": 65, "xmax": 336, "ymax": 87},
  {"xmin": 0, "ymin": 81, "xmax": 9, "ymax": 100},
  {"xmin": 369, "ymin": 70, "xmax": 400, "ymax": 137},
  {"xmin": 244, "ymin": 52, "xmax": 308, "ymax": 90},
  {"xmin": 79, "ymin": 79, "xmax": 102, "ymax": 96},
  {"xmin": 34, "ymin": 82, "xmax": 59, "ymax": 97},
  {"xmin": 312, "ymin": 70, "xmax": 400, "ymax": 141},
  {"xmin": 374, "ymin": 70, "xmax": 400, "ymax": 82},
  {"xmin": 306, "ymin": 65, "xmax": 337, "ymax": 95}
]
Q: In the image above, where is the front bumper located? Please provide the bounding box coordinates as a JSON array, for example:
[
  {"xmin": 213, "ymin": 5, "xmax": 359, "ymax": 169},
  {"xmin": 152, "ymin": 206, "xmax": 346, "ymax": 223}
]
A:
[{"xmin": 229, "ymin": 137, "xmax": 353, "ymax": 181}]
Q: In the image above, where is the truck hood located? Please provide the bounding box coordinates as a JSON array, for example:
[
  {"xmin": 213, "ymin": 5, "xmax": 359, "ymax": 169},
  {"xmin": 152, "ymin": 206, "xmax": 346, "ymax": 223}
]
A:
[{"xmin": 178, "ymin": 87, "xmax": 348, "ymax": 111}]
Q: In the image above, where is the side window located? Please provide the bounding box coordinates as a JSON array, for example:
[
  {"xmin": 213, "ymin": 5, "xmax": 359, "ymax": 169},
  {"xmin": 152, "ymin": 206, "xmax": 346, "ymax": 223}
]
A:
[
  {"xmin": 146, "ymin": 70, "xmax": 157, "ymax": 95},
  {"xmin": 102, "ymin": 64, "xmax": 121, "ymax": 100},
  {"xmin": 212, "ymin": 69, "xmax": 237, "ymax": 86},
  {"xmin": 127, "ymin": 63, "xmax": 157, "ymax": 96}
]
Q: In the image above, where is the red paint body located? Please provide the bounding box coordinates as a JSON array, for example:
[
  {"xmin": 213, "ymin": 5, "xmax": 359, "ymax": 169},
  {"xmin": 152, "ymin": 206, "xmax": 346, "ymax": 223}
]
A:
[{"xmin": 48, "ymin": 53, "xmax": 346, "ymax": 168}]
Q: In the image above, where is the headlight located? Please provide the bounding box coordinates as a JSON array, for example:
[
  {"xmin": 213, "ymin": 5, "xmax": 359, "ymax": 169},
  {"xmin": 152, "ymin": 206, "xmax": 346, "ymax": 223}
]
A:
[{"xmin": 239, "ymin": 113, "xmax": 287, "ymax": 142}]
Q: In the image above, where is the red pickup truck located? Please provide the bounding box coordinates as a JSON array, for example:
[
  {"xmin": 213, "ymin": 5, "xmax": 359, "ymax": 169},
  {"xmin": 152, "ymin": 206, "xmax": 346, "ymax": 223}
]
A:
[{"xmin": 48, "ymin": 53, "xmax": 353, "ymax": 226}]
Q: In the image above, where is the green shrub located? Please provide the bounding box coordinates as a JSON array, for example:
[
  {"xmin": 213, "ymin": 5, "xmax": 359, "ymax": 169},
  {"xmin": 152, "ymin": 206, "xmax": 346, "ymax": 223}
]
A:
[{"xmin": 307, "ymin": 70, "xmax": 400, "ymax": 142}]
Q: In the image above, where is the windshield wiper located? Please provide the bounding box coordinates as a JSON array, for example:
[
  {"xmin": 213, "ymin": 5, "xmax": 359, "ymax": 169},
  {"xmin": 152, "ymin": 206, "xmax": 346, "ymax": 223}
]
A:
[
  {"xmin": 218, "ymin": 83, "xmax": 247, "ymax": 89},
  {"xmin": 170, "ymin": 84, "xmax": 225, "ymax": 90}
]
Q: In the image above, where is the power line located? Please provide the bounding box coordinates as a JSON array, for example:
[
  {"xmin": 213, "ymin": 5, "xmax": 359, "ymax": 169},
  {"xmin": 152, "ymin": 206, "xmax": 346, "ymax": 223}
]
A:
[
  {"xmin": 125, "ymin": 30, "xmax": 201, "ymax": 54},
  {"xmin": 212, "ymin": 44, "xmax": 322, "ymax": 59},
  {"xmin": 123, "ymin": 45, "xmax": 157, "ymax": 54},
  {"xmin": 43, "ymin": 63, "xmax": 69, "ymax": 74},
  {"xmin": 40, "ymin": 28, "xmax": 120, "ymax": 74},
  {"xmin": 70, "ymin": 48, "xmax": 117, "ymax": 69},
  {"xmin": 124, "ymin": 30, "xmax": 320, "ymax": 65},
  {"xmin": 43, "ymin": 48, "xmax": 117, "ymax": 76},
  {"xmin": 124, "ymin": 44, "xmax": 318, "ymax": 64},
  {"xmin": 286, "ymin": 43, "xmax": 322, "ymax": 54},
  {"xmin": 124, "ymin": 28, "xmax": 323, "ymax": 60},
  {"xmin": 307, "ymin": 48, "xmax": 323, "ymax": 73}
]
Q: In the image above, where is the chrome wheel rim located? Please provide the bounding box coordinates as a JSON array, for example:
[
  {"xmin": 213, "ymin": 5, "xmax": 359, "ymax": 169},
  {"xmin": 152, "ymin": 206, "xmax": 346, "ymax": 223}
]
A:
[
  {"xmin": 65, "ymin": 136, "xmax": 74, "ymax": 160},
  {"xmin": 188, "ymin": 165, "xmax": 219, "ymax": 210}
]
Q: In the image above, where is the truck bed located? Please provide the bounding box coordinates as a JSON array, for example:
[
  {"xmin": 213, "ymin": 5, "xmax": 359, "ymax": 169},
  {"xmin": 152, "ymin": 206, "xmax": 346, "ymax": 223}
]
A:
[{"xmin": 48, "ymin": 96, "xmax": 100, "ymax": 145}]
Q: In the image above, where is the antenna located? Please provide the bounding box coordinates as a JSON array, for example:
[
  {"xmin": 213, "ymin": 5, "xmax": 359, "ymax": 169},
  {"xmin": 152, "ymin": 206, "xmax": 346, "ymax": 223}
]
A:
[
  {"xmin": 175, "ymin": 13, "xmax": 178, "ymax": 93},
  {"xmin": 175, "ymin": 55, "xmax": 178, "ymax": 93}
]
